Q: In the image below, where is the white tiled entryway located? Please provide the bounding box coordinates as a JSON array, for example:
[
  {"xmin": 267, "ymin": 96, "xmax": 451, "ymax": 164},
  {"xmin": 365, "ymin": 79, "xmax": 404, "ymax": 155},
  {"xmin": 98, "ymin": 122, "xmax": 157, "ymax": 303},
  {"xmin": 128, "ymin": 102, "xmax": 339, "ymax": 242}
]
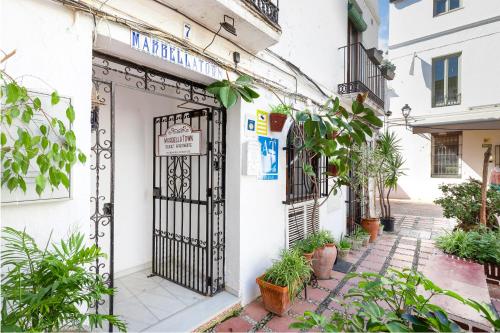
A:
[{"xmin": 113, "ymin": 269, "xmax": 238, "ymax": 332}]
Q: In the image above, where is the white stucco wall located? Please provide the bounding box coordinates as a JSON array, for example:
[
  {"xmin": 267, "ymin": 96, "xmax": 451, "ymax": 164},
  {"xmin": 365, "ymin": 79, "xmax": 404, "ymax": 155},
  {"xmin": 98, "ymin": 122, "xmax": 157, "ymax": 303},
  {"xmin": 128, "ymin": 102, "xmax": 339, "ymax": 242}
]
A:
[
  {"xmin": 387, "ymin": 0, "xmax": 500, "ymax": 202},
  {"xmin": 1, "ymin": 0, "xmax": 93, "ymax": 244},
  {"xmin": 2, "ymin": 0, "xmax": 381, "ymax": 307}
]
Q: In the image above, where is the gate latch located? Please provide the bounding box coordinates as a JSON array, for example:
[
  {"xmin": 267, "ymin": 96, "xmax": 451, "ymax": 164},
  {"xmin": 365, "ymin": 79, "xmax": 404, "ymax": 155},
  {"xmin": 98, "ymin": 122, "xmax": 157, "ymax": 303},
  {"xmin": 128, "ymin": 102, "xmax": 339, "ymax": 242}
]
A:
[{"xmin": 103, "ymin": 202, "xmax": 113, "ymax": 216}]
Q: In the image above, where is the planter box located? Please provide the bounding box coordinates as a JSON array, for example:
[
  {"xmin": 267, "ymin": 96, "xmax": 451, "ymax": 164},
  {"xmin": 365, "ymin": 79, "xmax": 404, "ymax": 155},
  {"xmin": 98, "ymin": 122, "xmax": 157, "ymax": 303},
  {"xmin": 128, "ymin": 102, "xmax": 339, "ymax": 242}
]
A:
[
  {"xmin": 366, "ymin": 48, "xmax": 383, "ymax": 66},
  {"xmin": 382, "ymin": 67, "xmax": 395, "ymax": 80},
  {"xmin": 256, "ymin": 275, "xmax": 291, "ymax": 316},
  {"xmin": 269, "ymin": 113, "xmax": 287, "ymax": 132}
]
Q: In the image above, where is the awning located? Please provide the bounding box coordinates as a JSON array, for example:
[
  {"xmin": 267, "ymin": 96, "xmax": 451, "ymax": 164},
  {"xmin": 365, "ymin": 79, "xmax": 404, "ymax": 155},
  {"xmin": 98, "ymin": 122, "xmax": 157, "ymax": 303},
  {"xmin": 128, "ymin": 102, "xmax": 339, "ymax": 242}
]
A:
[
  {"xmin": 410, "ymin": 105, "xmax": 500, "ymax": 133},
  {"xmin": 348, "ymin": 0, "xmax": 367, "ymax": 32}
]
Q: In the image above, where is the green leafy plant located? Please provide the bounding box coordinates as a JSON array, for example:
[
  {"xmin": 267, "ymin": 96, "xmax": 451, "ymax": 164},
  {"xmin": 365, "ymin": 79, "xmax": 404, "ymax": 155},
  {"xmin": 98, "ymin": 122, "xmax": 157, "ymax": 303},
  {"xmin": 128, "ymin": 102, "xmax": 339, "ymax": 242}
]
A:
[
  {"xmin": 293, "ymin": 230, "xmax": 335, "ymax": 254},
  {"xmin": 291, "ymin": 269, "xmax": 500, "ymax": 332},
  {"xmin": 294, "ymin": 238, "xmax": 316, "ymax": 255},
  {"xmin": 1, "ymin": 70, "xmax": 86, "ymax": 195},
  {"xmin": 374, "ymin": 132, "xmax": 405, "ymax": 219},
  {"xmin": 434, "ymin": 178, "xmax": 500, "ymax": 229},
  {"xmin": 264, "ymin": 249, "xmax": 312, "ymax": 300},
  {"xmin": 380, "ymin": 59, "xmax": 396, "ymax": 72},
  {"xmin": 270, "ymin": 103, "xmax": 292, "ymax": 115},
  {"xmin": 205, "ymin": 74, "xmax": 259, "ymax": 109},
  {"xmin": 1, "ymin": 227, "xmax": 126, "ymax": 332},
  {"xmin": 338, "ymin": 238, "xmax": 351, "ymax": 250},
  {"xmin": 436, "ymin": 228, "xmax": 500, "ymax": 264}
]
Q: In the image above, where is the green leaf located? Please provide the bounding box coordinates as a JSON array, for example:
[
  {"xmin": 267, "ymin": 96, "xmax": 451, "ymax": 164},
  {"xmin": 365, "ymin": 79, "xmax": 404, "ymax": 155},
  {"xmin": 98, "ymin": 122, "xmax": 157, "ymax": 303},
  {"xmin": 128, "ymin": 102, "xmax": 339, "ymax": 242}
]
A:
[
  {"xmin": 18, "ymin": 176, "xmax": 27, "ymax": 192},
  {"xmin": 362, "ymin": 113, "xmax": 383, "ymax": 128},
  {"xmin": 303, "ymin": 163, "xmax": 316, "ymax": 177},
  {"xmin": 7, "ymin": 177, "xmax": 18, "ymax": 192},
  {"xmin": 65, "ymin": 131, "xmax": 76, "ymax": 146},
  {"xmin": 35, "ymin": 174, "xmax": 46, "ymax": 193},
  {"xmin": 10, "ymin": 106, "xmax": 20, "ymax": 118},
  {"xmin": 60, "ymin": 172, "xmax": 70, "ymax": 189},
  {"xmin": 21, "ymin": 107, "xmax": 33, "ymax": 123},
  {"xmin": 235, "ymin": 74, "xmax": 252, "ymax": 85},
  {"xmin": 66, "ymin": 105, "xmax": 75, "ymax": 123},
  {"xmin": 33, "ymin": 97, "xmax": 42, "ymax": 110},
  {"xmin": 39, "ymin": 125, "xmax": 48, "ymax": 136},
  {"xmin": 51, "ymin": 91, "xmax": 60, "ymax": 105},
  {"xmin": 1, "ymin": 133, "xmax": 6, "ymax": 146},
  {"xmin": 5, "ymin": 83, "xmax": 20, "ymax": 104},
  {"xmin": 78, "ymin": 152, "xmax": 87, "ymax": 163},
  {"xmin": 243, "ymin": 86, "xmax": 259, "ymax": 99}
]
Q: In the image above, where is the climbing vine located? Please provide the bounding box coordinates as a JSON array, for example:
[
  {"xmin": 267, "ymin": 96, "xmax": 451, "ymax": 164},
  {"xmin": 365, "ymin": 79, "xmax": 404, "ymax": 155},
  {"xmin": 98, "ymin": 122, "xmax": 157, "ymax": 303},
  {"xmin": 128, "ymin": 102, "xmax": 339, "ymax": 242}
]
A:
[{"xmin": 0, "ymin": 70, "xmax": 86, "ymax": 195}]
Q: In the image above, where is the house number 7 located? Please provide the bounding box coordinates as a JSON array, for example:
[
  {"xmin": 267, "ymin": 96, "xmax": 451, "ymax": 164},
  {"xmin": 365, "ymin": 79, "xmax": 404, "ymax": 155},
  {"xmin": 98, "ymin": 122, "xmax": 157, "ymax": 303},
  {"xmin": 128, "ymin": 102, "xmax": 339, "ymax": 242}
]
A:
[{"xmin": 183, "ymin": 23, "xmax": 191, "ymax": 40}]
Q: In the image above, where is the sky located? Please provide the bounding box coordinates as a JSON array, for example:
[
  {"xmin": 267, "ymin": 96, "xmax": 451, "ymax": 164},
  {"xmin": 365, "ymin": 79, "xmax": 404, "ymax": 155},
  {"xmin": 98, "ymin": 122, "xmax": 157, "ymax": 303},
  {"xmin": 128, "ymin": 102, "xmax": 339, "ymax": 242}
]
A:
[{"xmin": 378, "ymin": 0, "xmax": 390, "ymax": 51}]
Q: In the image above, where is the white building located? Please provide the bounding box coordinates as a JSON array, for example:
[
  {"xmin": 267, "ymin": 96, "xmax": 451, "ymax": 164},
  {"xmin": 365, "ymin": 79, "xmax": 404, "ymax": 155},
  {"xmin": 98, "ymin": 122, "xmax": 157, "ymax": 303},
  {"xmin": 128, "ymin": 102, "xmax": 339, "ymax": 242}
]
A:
[
  {"xmin": 1, "ymin": 0, "xmax": 384, "ymax": 330},
  {"xmin": 387, "ymin": 0, "xmax": 500, "ymax": 203}
]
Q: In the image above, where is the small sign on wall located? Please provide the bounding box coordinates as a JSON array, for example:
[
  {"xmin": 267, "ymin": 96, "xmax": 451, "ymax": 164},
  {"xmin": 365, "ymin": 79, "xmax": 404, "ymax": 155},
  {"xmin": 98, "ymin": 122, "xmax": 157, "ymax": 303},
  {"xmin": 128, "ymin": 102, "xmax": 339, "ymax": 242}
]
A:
[
  {"xmin": 244, "ymin": 140, "xmax": 260, "ymax": 176},
  {"xmin": 258, "ymin": 136, "xmax": 278, "ymax": 180},
  {"xmin": 157, "ymin": 123, "xmax": 204, "ymax": 156},
  {"xmin": 256, "ymin": 110, "xmax": 268, "ymax": 136}
]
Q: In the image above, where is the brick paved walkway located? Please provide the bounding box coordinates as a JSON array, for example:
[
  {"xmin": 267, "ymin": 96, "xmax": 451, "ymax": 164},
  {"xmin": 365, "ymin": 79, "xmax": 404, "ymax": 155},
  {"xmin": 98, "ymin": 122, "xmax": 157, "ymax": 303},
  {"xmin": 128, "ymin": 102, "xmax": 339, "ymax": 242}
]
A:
[{"xmin": 210, "ymin": 214, "xmax": 494, "ymax": 332}]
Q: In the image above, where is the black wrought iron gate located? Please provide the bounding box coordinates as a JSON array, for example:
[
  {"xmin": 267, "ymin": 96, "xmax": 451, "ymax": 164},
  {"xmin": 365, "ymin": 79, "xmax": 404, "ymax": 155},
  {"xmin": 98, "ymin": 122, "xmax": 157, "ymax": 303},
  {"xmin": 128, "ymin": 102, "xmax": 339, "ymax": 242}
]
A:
[{"xmin": 152, "ymin": 107, "xmax": 226, "ymax": 296}]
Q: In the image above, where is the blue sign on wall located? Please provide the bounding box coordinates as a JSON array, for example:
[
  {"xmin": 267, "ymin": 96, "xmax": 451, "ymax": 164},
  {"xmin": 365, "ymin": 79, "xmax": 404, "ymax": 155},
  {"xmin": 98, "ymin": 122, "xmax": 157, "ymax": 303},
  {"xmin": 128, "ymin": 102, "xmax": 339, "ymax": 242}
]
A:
[{"xmin": 258, "ymin": 136, "xmax": 278, "ymax": 180}]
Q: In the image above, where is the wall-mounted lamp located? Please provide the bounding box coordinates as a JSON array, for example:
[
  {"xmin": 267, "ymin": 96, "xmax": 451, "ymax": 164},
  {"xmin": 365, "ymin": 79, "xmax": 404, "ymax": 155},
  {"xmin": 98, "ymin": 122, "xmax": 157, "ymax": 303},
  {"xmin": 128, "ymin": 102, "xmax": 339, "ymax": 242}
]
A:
[
  {"xmin": 221, "ymin": 15, "xmax": 237, "ymax": 36},
  {"xmin": 401, "ymin": 103, "xmax": 411, "ymax": 128},
  {"xmin": 385, "ymin": 110, "xmax": 392, "ymax": 117}
]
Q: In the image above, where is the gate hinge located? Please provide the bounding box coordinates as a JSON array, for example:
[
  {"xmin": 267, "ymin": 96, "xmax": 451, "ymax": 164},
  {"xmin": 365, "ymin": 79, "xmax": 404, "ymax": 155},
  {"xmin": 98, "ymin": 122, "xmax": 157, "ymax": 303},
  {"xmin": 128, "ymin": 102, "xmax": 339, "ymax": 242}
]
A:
[
  {"xmin": 206, "ymin": 188, "xmax": 212, "ymax": 197},
  {"xmin": 103, "ymin": 202, "xmax": 113, "ymax": 216}
]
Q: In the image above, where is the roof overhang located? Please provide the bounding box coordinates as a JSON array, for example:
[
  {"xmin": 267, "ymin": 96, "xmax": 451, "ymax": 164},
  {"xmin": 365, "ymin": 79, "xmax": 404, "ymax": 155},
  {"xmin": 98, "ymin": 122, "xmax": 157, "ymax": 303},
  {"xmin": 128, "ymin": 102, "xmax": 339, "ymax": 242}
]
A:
[{"xmin": 409, "ymin": 104, "xmax": 500, "ymax": 134}]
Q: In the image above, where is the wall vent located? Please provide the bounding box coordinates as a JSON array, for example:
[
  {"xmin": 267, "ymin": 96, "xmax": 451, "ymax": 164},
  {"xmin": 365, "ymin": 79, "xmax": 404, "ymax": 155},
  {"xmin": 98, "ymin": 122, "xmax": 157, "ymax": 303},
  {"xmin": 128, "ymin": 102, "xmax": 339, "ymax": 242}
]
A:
[{"xmin": 286, "ymin": 201, "xmax": 319, "ymax": 248}]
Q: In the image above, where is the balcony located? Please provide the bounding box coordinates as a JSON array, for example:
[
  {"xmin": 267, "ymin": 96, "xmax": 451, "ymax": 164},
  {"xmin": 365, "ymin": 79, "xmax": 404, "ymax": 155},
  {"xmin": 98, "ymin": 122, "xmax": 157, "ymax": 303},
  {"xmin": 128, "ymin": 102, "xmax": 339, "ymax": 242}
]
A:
[
  {"xmin": 156, "ymin": 0, "xmax": 281, "ymax": 52},
  {"xmin": 338, "ymin": 43, "xmax": 385, "ymax": 109},
  {"xmin": 245, "ymin": 0, "xmax": 279, "ymax": 25}
]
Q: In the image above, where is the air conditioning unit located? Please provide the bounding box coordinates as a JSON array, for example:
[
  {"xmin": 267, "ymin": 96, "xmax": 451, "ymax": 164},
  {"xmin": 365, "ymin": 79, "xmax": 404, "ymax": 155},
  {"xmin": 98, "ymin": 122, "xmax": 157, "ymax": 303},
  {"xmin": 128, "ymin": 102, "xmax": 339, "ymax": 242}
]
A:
[{"xmin": 286, "ymin": 201, "xmax": 319, "ymax": 248}]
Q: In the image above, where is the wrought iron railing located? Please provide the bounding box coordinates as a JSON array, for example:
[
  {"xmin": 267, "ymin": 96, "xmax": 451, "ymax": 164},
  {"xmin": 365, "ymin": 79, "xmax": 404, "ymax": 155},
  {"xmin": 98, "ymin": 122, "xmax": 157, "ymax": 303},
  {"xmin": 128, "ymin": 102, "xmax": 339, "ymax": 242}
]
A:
[
  {"xmin": 433, "ymin": 93, "xmax": 461, "ymax": 107},
  {"xmin": 246, "ymin": 0, "xmax": 279, "ymax": 25},
  {"xmin": 338, "ymin": 43, "xmax": 385, "ymax": 108}
]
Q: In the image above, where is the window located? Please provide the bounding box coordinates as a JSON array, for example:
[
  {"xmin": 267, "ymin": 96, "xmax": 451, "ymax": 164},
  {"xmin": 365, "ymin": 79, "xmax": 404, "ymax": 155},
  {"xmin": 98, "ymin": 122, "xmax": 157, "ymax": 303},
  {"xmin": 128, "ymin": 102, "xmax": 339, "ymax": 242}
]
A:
[
  {"xmin": 434, "ymin": 0, "xmax": 460, "ymax": 16},
  {"xmin": 285, "ymin": 125, "xmax": 327, "ymax": 204},
  {"xmin": 431, "ymin": 133, "xmax": 462, "ymax": 177},
  {"xmin": 432, "ymin": 54, "xmax": 461, "ymax": 107}
]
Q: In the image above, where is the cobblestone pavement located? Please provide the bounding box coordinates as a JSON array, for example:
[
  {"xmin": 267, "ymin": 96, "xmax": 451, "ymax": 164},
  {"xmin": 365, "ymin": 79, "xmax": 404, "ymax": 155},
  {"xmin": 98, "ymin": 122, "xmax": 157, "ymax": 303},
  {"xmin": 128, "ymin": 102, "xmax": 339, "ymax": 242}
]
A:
[{"xmin": 210, "ymin": 214, "xmax": 493, "ymax": 332}]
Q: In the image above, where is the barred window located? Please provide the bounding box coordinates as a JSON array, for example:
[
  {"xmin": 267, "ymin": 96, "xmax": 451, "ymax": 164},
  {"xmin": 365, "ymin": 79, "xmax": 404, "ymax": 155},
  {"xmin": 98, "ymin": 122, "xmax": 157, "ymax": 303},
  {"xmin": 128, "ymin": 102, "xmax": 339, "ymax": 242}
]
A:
[
  {"xmin": 431, "ymin": 132, "xmax": 462, "ymax": 177},
  {"xmin": 285, "ymin": 125, "xmax": 327, "ymax": 204}
]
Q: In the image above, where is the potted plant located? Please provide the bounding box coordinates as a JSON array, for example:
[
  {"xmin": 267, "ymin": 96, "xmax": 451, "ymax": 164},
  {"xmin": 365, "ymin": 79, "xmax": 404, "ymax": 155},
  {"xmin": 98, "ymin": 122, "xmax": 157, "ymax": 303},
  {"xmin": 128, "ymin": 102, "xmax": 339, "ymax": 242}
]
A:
[
  {"xmin": 347, "ymin": 234, "xmax": 362, "ymax": 251},
  {"xmin": 380, "ymin": 60, "xmax": 396, "ymax": 80},
  {"xmin": 256, "ymin": 249, "xmax": 311, "ymax": 316},
  {"xmin": 337, "ymin": 237, "xmax": 351, "ymax": 259},
  {"xmin": 294, "ymin": 238, "xmax": 316, "ymax": 265},
  {"xmin": 351, "ymin": 143, "xmax": 380, "ymax": 242},
  {"xmin": 375, "ymin": 132, "xmax": 405, "ymax": 233},
  {"xmin": 269, "ymin": 104, "xmax": 290, "ymax": 132},
  {"xmin": 308, "ymin": 230, "xmax": 337, "ymax": 279},
  {"xmin": 359, "ymin": 229, "xmax": 371, "ymax": 246},
  {"xmin": 366, "ymin": 48, "xmax": 383, "ymax": 66}
]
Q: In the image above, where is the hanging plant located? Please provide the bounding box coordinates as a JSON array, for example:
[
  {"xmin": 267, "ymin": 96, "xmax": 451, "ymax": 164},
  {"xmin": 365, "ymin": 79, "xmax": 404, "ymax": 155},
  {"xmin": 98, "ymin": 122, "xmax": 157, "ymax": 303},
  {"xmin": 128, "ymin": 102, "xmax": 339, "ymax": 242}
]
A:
[
  {"xmin": 206, "ymin": 74, "xmax": 259, "ymax": 109},
  {"xmin": 1, "ymin": 70, "xmax": 86, "ymax": 195}
]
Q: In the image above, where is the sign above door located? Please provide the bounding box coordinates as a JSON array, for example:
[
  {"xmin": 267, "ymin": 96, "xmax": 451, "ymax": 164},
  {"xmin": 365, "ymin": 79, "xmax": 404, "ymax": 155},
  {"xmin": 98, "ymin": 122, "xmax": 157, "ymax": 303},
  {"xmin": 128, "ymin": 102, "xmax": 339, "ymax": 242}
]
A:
[{"xmin": 157, "ymin": 123, "xmax": 204, "ymax": 156}]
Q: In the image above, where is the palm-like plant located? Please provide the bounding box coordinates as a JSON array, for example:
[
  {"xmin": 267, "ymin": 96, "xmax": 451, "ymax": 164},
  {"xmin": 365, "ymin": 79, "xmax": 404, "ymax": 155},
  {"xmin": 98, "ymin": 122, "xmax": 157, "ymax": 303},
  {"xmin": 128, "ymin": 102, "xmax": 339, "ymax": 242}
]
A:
[
  {"xmin": 375, "ymin": 132, "xmax": 406, "ymax": 219},
  {"xmin": 1, "ymin": 227, "xmax": 126, "ymax": 332}
]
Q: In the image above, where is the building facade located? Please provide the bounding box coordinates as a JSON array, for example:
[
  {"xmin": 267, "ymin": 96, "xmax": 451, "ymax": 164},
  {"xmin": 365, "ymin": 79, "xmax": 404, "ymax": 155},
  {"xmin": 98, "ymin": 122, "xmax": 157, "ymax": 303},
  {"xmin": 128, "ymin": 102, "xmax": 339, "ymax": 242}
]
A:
[
  {"xmin": 1, "ymin": 0, "xmax": 384, "ymax": 328},
  {"xmin": 387, "ymin": 0, "xmax": 500, "ymax": 202}
]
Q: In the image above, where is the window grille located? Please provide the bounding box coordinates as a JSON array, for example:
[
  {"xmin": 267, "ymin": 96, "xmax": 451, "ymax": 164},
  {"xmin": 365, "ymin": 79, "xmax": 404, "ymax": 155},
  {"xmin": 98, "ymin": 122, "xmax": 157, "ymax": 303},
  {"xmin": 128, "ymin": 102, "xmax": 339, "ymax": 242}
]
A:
[
  {"xmin": 495, "ymin": 145, "xmax": 500, "ymax": 168},
  {"xmin": 285, "ymin": 125, "xmax": 327, "ymax": 204},
  {"xmin": 431, "ymin": 132, "xmax": 462, "ymax": 177}
]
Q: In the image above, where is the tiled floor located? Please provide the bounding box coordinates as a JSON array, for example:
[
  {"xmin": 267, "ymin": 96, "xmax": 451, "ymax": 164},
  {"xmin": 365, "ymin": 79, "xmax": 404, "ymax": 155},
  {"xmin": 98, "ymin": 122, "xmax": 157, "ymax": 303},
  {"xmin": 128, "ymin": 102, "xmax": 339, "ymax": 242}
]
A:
[
  {"xmin": 211, "ymin": 214, "xmax": 495, "ymax": 332},
  {"xmin": 113, "ymin": 269, "xmax": 238, "ymax": 332}
]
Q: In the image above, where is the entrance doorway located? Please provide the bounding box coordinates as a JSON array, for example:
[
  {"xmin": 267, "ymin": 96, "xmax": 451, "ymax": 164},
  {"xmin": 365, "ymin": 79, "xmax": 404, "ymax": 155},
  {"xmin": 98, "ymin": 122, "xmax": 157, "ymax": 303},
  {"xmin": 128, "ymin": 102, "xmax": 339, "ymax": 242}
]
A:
[{"xmin": 90, "ymin": 52, "xmax": 227, "ymax": 327}]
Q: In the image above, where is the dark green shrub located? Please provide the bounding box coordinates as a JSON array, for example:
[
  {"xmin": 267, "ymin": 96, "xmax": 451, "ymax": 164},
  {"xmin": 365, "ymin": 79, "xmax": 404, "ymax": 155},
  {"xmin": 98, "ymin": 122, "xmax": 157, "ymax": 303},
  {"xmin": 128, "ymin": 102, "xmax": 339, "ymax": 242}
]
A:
[
  {"xmin": 436, "ymin": 228, "xmax": 500, "ymax": 264},
  {"xmin": 434, "ymin": 178, "xmax": 500, "ymax": 229}
]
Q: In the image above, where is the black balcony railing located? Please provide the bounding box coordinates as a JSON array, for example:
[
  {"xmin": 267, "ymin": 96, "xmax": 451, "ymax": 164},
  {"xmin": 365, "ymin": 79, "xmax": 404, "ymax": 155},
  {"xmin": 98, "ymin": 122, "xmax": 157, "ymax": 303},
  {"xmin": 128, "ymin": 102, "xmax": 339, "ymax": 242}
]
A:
[
  {"xmin": 433, "ymin": 93, "xmax": 461, "ymax": 107},
  {"xmin": 338, "ymin": 43, "xmax": 385, "ymax": 109},
  {"xmin": 246, "ymin": 0, "xmax": 279, "ymax": 25}
]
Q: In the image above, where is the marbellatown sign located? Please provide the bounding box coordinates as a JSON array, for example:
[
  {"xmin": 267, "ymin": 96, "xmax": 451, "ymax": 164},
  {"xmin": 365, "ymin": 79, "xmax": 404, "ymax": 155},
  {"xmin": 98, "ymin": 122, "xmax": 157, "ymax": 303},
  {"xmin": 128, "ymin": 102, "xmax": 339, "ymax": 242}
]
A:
[
  {"xmin": 157, "ymin": 124, "xmax": 204, "ymax": 156},
  {"xmin": 131, "ymin": 30, "xmax": 224, "ymax": 80}
]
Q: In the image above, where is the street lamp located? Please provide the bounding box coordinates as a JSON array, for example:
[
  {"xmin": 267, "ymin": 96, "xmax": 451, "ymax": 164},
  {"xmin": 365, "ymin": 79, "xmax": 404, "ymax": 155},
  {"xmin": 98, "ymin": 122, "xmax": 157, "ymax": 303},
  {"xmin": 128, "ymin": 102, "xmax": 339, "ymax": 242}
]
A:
[{"xmin": 401, "ymin": 104, "xmax": 411, "ymax": 128}]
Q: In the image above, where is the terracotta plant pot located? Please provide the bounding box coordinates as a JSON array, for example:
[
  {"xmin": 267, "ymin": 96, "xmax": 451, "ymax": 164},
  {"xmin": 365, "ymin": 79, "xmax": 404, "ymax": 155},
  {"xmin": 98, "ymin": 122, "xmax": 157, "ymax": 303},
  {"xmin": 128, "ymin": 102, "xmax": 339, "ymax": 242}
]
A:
[
  {"xmin": 256, "ymin": 275, "xmax": 291, "ymax": 316},
  {"xmin": 327, "ymin": 164, "xmax": 339, "ymax": 176},
  {"xmin": 312, "ymin": 244, "xmax": 337, "ymax": 279},
  {"xmin": 338, "ymin": 248, "xmax": 350, "ymax": 259},
  {"xmin": 361, "ymin": 217, "xmax": 380, "ymax": 242},
  {"xmin": 303, "ymin": 252, "xmax": 314, "ymax": 266},
  {"xmin": 269, "ymin": 113, "xmax": 287, "ymax": 132}
]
